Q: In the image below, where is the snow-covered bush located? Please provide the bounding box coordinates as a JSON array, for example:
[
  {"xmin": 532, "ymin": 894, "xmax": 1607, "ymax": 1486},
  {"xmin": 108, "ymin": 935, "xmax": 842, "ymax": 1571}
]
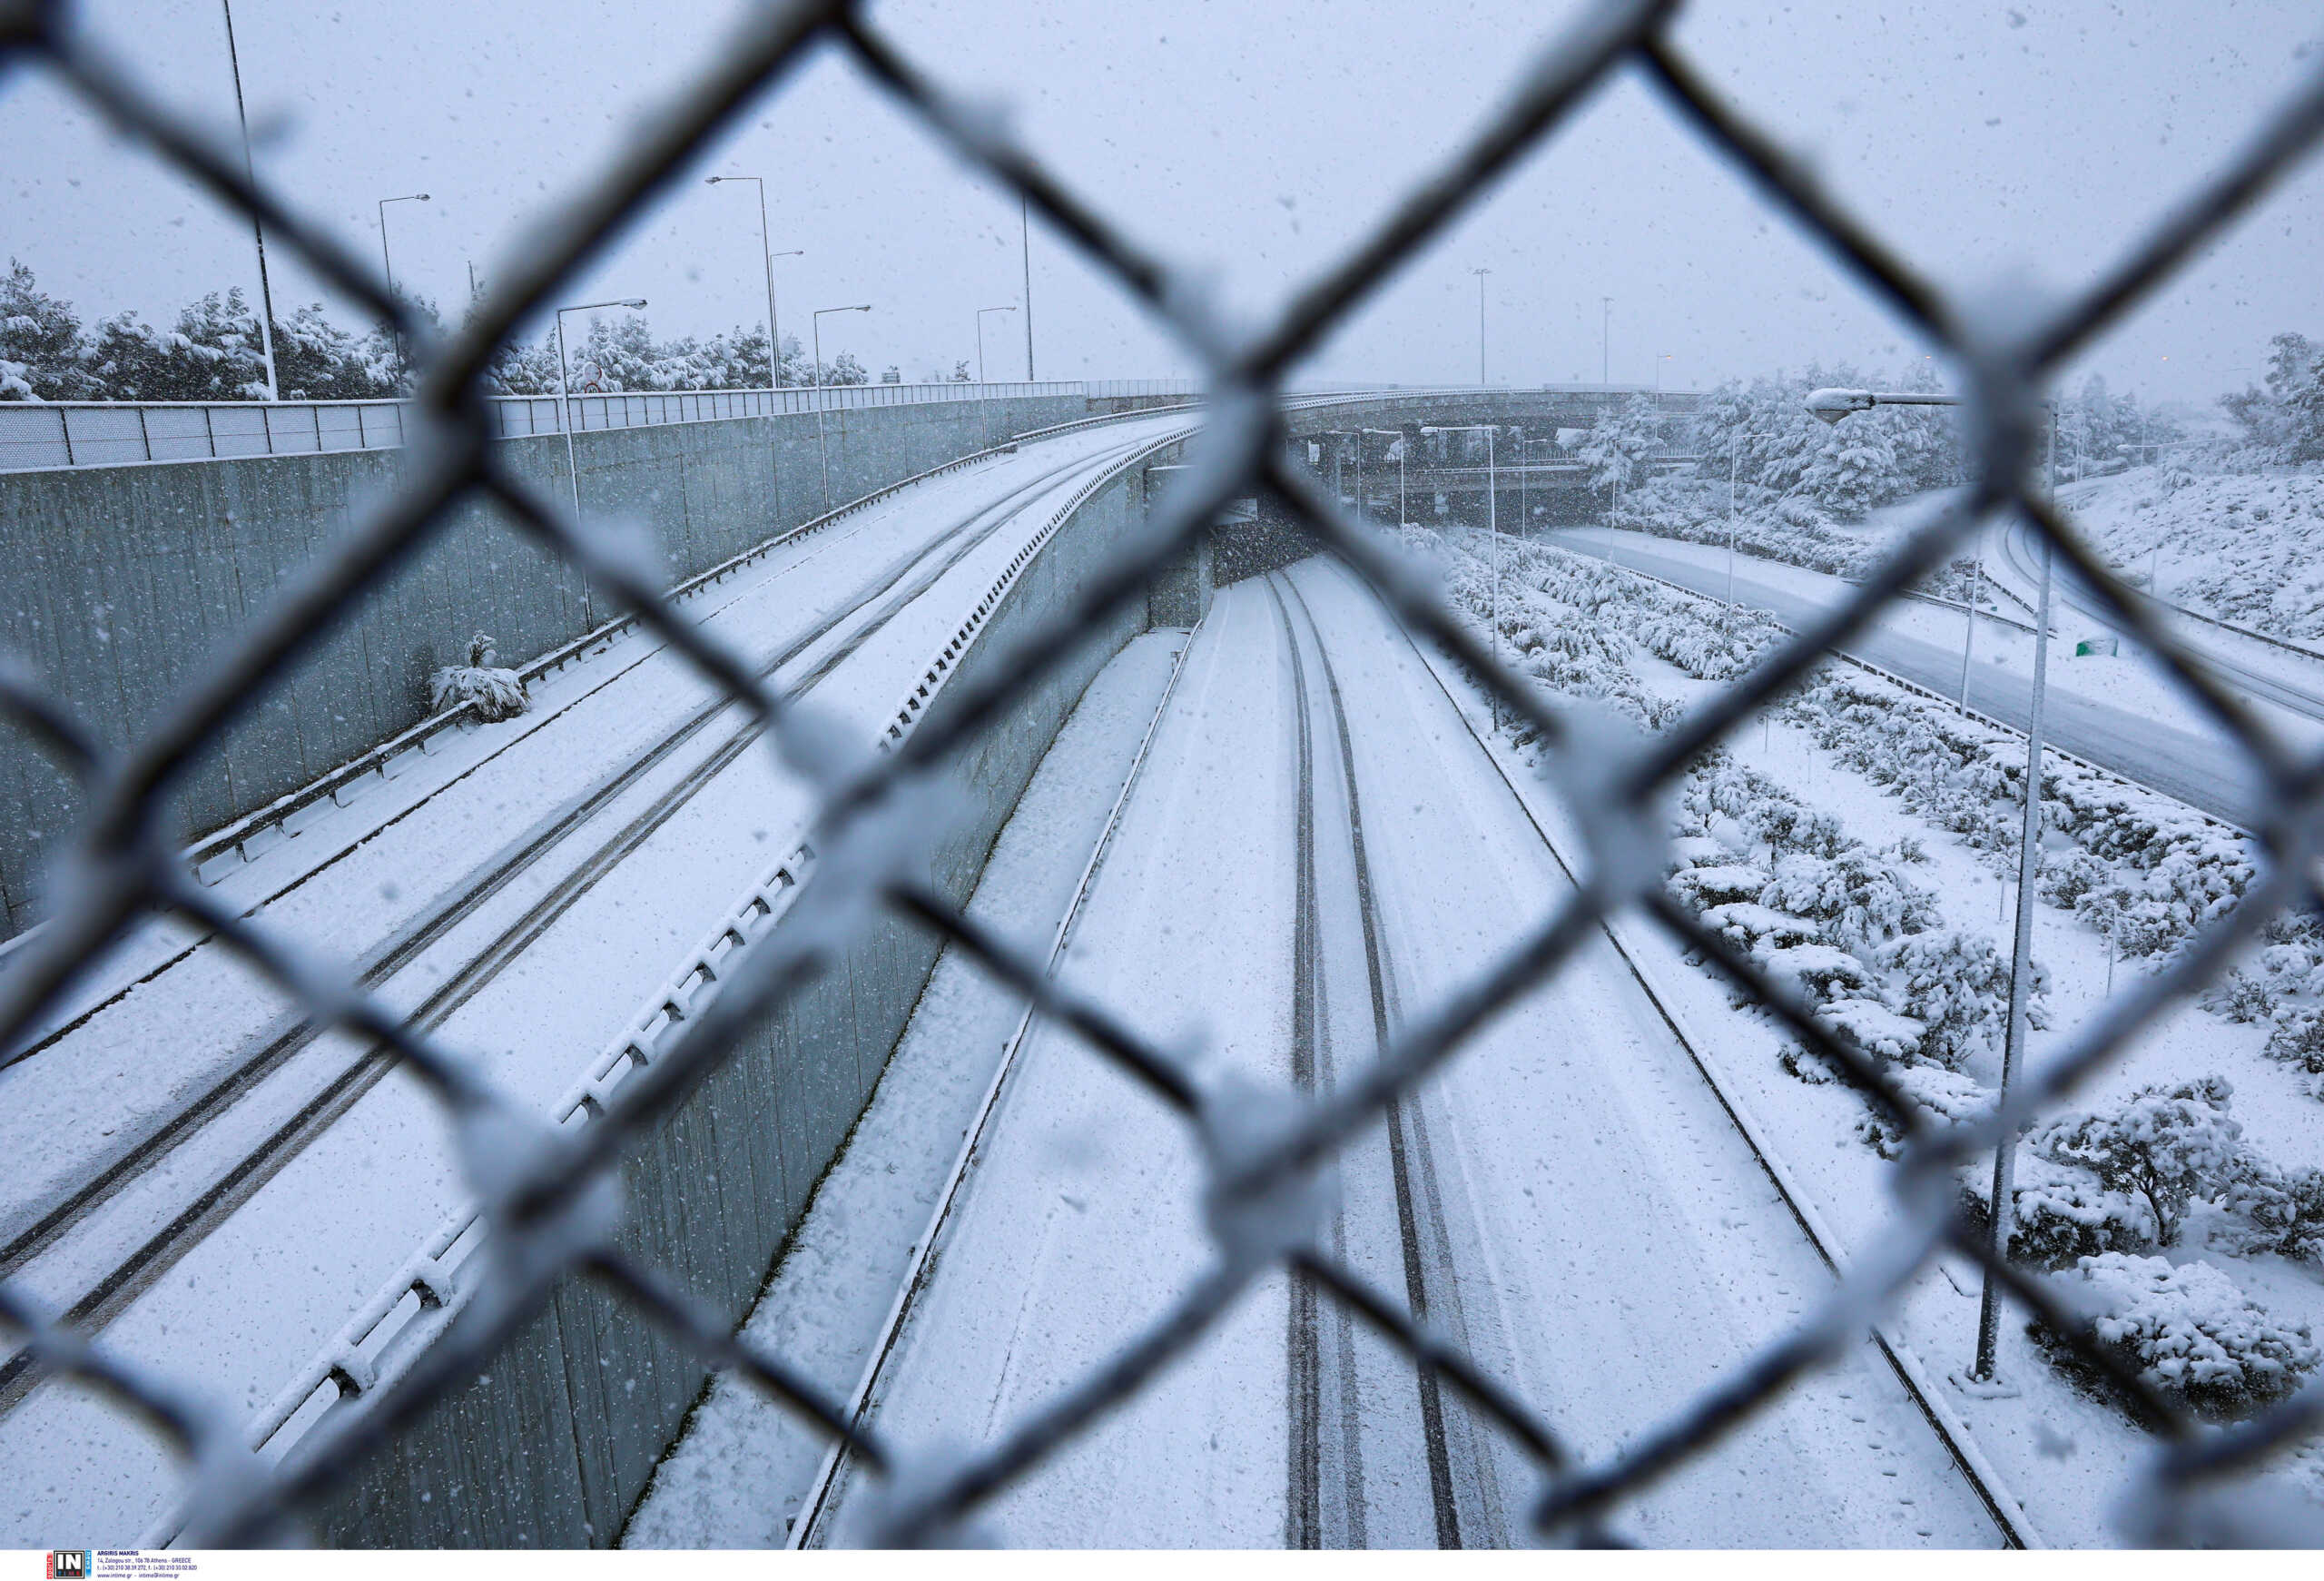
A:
[
  {"xmin": 2004, "ymin": 1152, "xmax": 2152, "ymax": 1268},
  {"xmin": 1884, "ymin": 930, "xmax": 2033, "ymax": 1071},
  {"xmin": 2038, "ymin": 847, "xmax": 2111, "ymax": 910},
  {"xmin": 1856, "ymin": 1062, "xmax": 1990, "ymax": 1159},
  {"xmin": 2027, "ymin": 1077, "xmax": 2245, "ymax": 1248},
  {"xmin": 2264, "ymin": 1007, "xmax": 2324, "ymax": 1076},
  {"xmin": 1757, "ymin": 943, "xmax": 1880, "ymax": 1006},
  {"xmin": 1743, "ymin": 800, "xmax": 1848, "ymax": 861},
  {"xmin": 2212, "ymin": 1159, "xmax": 2324, "ymax": 1265},
  {"xmin": 1816, "ymin": 997, "xmax": 1925, "ymax": 1067},
  {"xmin": 1759, "ymin": 845, "xmax": 1937, "ymax": 956},
  {"xmin": 2037, "ymin": 1253, "xmax": 2319, "ymax": 1419},
  {"xmin": 1783, "ymin": 667, "xmax": 2256, "ymax": 963},
  {"xmin": 2201, "ymin": 968, "xmax": 2280, "ymax": 1026},
  {"xmin": 428, "ymin": 635, "xmax": 528, "ymax": 723},
  {"xmin": 1668, "ymin": 864, "xmax": 1768, "ymax": 910}
]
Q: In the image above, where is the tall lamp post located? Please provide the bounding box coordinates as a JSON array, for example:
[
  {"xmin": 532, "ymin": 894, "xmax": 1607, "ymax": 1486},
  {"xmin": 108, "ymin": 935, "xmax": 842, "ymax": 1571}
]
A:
[
  {"xmin": 378, "ymin": 192, "xmax": 430, "ymax": 386},
  {"xmin": 1600, "ymin": 296, "xmax": 1612, "ymax": 384},
  {"xmin": 1812, "ymin": 385, "xmax": 2055, "ymax": 1387},
  {"xmin": 975, "ymin": 306, "xmax": 1017, "ymax": 384},
  {"xmin": 1020, "ymin": 193, "xmax": 1038, "ymax": 380},
  {"xmin": 556, "ymin": 296, "xmax": 648, "ymax": 523},
  {"xmin": 1471, "ymin": 267, "xmax": 1492, "ymax": 385},
  {"xmin": 704, "ymin": 176, "xmax": 803, "ymax": 390},
  {"xmin": 220, "ymin": 0, "xmax": 279, "ymax": 399},
  {"xmin": 812, "ymin": 303, "xmax": 873, "ymax": 513},
  {"xmin": 1424, "ymin": 423, "xmax": 1500, "ymax": 725}
]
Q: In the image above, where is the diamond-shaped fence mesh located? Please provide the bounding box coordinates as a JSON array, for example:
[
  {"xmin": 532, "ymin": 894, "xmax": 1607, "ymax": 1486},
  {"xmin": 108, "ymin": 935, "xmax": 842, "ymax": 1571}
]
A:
[{"xmin": 4, "ymin": 0, "xmax": 2324, "ymax": 1549}]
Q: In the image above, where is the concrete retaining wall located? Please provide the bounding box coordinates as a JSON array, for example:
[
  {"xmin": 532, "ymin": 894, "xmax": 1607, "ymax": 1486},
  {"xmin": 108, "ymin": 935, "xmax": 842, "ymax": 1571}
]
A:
[
  {"xmin": 304, "ymin": 452, "xmax": 1159, "ymax": 1548},
  {"xmin": 0, "ymin": 394, "xmax": 1082, "ymax": 935}
]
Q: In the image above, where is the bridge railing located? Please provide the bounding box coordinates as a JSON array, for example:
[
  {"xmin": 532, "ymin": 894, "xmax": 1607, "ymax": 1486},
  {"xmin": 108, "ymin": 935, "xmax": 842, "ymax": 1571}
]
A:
[{"xmin": 0, "ymin": 379, "xmax": 1161, "ymax": 473}]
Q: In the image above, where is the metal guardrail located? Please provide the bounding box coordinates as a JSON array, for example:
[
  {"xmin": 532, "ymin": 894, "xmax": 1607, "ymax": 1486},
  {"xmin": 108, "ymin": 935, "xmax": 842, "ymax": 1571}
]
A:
[{"xmin": 0, "ymin": 380, "xmax": 1176, "ymax": 472}]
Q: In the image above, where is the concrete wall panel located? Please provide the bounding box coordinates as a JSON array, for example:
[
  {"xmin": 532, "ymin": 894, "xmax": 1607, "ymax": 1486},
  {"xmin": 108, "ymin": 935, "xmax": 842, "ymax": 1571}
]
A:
[{"xmin": 0, "ymin": 396, "xmax": 1082, "ymax": 934}]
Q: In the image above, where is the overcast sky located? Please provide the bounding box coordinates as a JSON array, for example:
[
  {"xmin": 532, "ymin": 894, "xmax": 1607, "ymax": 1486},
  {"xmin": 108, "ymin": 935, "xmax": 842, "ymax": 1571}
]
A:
[{"xmin": 4, "ymin": 1, "xmax": 2319, "ymax": 401}]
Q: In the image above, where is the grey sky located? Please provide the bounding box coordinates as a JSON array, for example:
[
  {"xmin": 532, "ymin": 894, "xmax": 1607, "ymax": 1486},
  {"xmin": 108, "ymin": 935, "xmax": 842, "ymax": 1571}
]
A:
[{"xmin": 3, "ymin": 1, "xmax": 2319, "ymax": 401}]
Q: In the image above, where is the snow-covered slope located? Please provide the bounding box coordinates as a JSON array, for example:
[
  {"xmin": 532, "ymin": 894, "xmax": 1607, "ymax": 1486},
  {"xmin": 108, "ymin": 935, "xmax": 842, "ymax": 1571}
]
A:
[{"xmin": 2063, "ymin": 467, "xmax": 2324, "ymax": 642}]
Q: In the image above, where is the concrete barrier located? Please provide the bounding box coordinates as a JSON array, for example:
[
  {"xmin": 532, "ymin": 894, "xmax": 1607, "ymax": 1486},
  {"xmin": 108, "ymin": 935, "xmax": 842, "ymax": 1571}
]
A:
[
  {"xmin": 277, "ymin": 444, "xmax": 1167, "ymax": 1547},
  {"xmin": 0, "ymin": 394, "xmax": 1082, "ymax": 936}
]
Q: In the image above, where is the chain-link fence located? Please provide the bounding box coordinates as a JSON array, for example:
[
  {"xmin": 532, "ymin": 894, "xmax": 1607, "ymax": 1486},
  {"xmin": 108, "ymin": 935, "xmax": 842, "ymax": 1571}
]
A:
[{"xmin": 4, "ymin": 0, "xmax": 2324, "ymax": 1548}]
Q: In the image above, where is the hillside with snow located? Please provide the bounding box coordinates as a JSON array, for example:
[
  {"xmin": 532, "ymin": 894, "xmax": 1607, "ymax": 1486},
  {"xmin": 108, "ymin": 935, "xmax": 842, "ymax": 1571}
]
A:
[{"xmin": 2063, "ymin": 467, "xmax": 2324, "ymax": 643}]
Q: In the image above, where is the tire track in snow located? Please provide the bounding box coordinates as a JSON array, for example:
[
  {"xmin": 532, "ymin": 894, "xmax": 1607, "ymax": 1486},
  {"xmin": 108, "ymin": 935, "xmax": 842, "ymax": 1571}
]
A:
[
  {"xmin": 0, "ymin": 434, "xmax": 1163, "ymax": 1413},
  {"xmin": 1318, "ymin": 552, "xmax": 2034, "ymax": 1549},
  {"xmin": 1265, "ymin": 570, "xmax": 1469, "ymax": 1547}
]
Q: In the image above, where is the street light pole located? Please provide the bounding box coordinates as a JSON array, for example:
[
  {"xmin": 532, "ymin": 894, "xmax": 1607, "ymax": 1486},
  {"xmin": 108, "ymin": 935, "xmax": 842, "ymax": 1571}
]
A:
[
  {"xmin": 812, "ymin": 303, "xmax": 873, "ymax": 513},
  {"xmin": 976, "ymin": 306, "xmax": 1017, "ymax": 385},
  {"xmin": 704, "ymin": 176, "xmax": 802, "ymax": 390},
  {"xmin": 1472, "ymin": 267, "xmax": 1492, "ymax": 385},
  {"xmin": 1813, "ymin": 386, "xmax": 2057, "ymax": 1384},
  {"xmin": 1972, "ymin": 401, "xmax": 2060, "ymax": 1385},
  {"xmin": 1021, "ymin": 193, "xmax": 1037, "ymax": 380},
  {"xmin": 1600, "ymin": 296, "xmax": 1612, "ymax": 384},
  {"xmin": 556, "ymin": 296, "xmax": 648, "ymax": 623},
  {"xmin": 378, "ymin": 193, "xmax": 430, "ymax": 387},
  {"xmin": 220, "ymin": 0, "xmax": 279, "ymax": 400}
]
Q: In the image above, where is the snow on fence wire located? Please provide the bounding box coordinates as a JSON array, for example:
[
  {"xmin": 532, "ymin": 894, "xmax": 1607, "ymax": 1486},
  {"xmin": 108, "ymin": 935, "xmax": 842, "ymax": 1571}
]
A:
[
  {"xmin": 0, "ymin": 379, "xmax": 1131, "ymax": 471},
  {"xmin": 2, "ymin": 0, "xmax": 2323, "ymax": 1549}
]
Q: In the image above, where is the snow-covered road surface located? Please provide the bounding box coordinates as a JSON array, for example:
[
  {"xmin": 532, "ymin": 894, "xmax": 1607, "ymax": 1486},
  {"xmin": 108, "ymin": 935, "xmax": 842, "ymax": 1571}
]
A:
[
  {"xmin": 806, "ymin": 562, "xmax": 2008, "ymax": 1547},
  {"xmin": 1550, "ymin": 529, "xmax": 2267, "ymax": 825},
  {"xmin": 1989, "ymin": 509, "xmax": 2324, "ymax": 725},
  {"xmin": 0, "ymin": 409, "xmax": 1191, "ymax": 1545},
  {"xmin": 625, "ymin": 630, "xmax": 1189, "ymax": 1548}
]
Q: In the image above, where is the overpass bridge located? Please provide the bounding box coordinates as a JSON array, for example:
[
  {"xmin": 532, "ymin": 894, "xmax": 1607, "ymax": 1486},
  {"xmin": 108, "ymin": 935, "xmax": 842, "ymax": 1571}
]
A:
[{"xmin": 0, "ymin": 380, "xmax": 2017, "ymax": 1553}]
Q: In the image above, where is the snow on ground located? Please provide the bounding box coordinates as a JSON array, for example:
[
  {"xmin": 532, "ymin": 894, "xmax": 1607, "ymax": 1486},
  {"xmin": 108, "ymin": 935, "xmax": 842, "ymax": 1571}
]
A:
[
  {"xmin": 2057, "ymin": 466, "xmax": 2324, "ymax": 646},
  {"xmin": 0, "ymin": 414, "xmax": 1188, "ymax": 1546},
  {"xmin": 803, "ymin": 569, "xmax": 2001, "ymax": 1547},
  {"xmin": 624, "ymin": 629, "xmax": 1186, "ymax": 1548},
  {"xmin": 1548, "ymin": 524, "xmax": 2288, "ymax": 824},
  {"xmin": 1431, "ymin": 526, "xmax": 2324, "ymax": 1540},
  {"xmin": 1559, "ymin": 522, "xmax": 2324, "ymax": 762}
]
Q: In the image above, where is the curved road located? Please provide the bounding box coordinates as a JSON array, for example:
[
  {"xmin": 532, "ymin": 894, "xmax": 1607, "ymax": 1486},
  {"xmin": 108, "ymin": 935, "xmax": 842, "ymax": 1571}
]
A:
[
  {"xmin": 1551, "ymin": 531, "xmax": 2266, "ymax": 827},
  {"xmin": 1992, "ymin": 512, "xmax": 2324, "ymax": 725}
]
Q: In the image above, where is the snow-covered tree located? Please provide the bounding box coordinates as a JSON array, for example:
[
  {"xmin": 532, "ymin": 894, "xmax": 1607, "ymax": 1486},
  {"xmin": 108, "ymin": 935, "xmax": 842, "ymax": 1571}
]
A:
[
  {"xmin": 484, "ymin": 326, "xmax": 563, "ymax": 395},
  {"xmin": 2029, "ymin": 1076, "xmax": 2246, "ymax": 1248},
  {"xmin": 1803, "ymin": 416, "xmax": 1896, "ymax": 519},
  {"xmin": 2221, "ymin": 331, "xmax": 2324, "ymax": 463},
  {"xmin": 82, "ymin": 288, "xmax": 270, "ymax": 400},
  {"xmin": 813, "ymin": 350, "xmax": 871, "ymax": 387},
  {"xmin": 0, "ymin": 257, "xmax": 99, "ymax": 400},
  {"xmin": 1579, "ymin": 392, "xmax": 1660, "ymax": 499},
  {"xmin": 271, "ymin": 302, "xmax": 395, "ymax": 400}
]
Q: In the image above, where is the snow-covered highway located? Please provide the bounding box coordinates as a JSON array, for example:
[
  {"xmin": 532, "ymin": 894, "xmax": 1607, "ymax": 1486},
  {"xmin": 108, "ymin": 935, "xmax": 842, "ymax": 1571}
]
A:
[
  {"xmin": 791, "ymin": 561, "xmax": 2010, "ymax": 1546},
  {"xmin": 0, "ymin": 408, "xmax": 1195, "ymax": 1544},
  {"xmin": 1548, "ymin": 528, "xmax": 2273, "ymax": 825}
]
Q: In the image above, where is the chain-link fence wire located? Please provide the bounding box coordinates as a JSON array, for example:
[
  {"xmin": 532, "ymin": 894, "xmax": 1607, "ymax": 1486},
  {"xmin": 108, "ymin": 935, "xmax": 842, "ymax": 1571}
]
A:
[{"xmin": 3, "ymin": 0, "xmax": 2324, "ymax": 1548}]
